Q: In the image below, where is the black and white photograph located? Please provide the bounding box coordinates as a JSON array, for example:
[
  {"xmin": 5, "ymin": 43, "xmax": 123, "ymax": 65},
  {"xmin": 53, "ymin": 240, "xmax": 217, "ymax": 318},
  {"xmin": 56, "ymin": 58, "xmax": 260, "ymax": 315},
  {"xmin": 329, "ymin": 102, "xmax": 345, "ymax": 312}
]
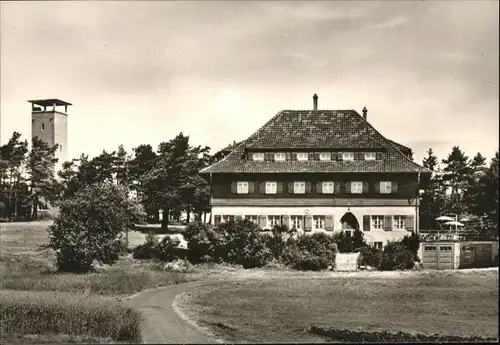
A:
[{"xmin": 0, "ymin": 0, "xmax": 498, "ymax": 343}]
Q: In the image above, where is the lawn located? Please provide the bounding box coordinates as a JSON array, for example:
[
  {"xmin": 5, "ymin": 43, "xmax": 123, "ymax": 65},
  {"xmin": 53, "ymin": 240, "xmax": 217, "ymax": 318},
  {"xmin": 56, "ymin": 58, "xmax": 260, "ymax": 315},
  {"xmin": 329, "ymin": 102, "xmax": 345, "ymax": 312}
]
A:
[
  {"xmin": 181, "ymin": 269, "xmax": 499, "ymax": 343},
  {"xmin": 0, "ymin": 221, "xmax": 190, "ymax": 344}
]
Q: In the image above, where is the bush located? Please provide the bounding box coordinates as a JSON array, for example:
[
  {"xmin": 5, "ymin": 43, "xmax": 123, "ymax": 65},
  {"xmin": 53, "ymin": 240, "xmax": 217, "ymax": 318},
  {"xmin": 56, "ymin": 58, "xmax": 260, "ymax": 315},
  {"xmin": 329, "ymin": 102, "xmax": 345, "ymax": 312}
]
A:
[
  {"xmin": 282, "ymin": 233, "xmax": 338, "ymax": 271},
  {"xmin": 359, "ymin": 246, "xmax": 384, "ymax": 269},
  {"xmin": 401, "ymin": 232, "xmax": 420, "ymax": 261},
  {"xmin": 332, "ymin": 229, "xmax": 366, "ymax": 253},
  {"xmin": 379, "ymin": 241, "xmax": 415, "ymax": 271},
  {"xmin": 156, "ymin": 236, "xmax": 181, "ymax": 262},
  {"xmin": 265, "ymin": 224, "xmax": 297, "ymax": 259},
  {"xmin": 163, "ymin": 259, "xmax": 193, "ymax": 273},
  {"xmin": 184, "ymin": 222, "xmax": 224, "ymax": 263},
  {"xmin": 0, "ymin": 291, "xmax": 142, "ymax": 342},
  {"xmin": 47, "ymin": 183, "xmax": 146, "ymax": 273}
]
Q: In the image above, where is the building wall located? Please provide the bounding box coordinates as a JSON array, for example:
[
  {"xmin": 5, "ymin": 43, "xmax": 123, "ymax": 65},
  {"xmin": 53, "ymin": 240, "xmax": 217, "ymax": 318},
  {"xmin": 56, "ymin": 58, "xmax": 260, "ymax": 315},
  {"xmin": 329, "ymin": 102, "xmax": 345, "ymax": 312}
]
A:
[
  {"xmin": 31, "ymin": 111, "xmax": 67, "ymax": 173},
  {"xmin": 211, "ymin": 204, "xmax": 416, "ymax": 244},
  {"xmin": 210, "ymin": 172, "xmax": 419, "ymax": 200}
]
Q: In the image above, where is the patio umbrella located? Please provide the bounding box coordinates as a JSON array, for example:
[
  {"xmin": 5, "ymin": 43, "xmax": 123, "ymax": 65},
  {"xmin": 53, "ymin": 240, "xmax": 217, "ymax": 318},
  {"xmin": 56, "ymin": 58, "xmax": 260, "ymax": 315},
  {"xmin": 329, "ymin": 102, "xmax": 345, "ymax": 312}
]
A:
[
  {"xmin": 444, "ymin": 221, "xmax": 464, "ymax": 226},
  {"xmin": 436, "ymin": 216, "xmax": 454, "ymax": 222},
  {"xmin": 459, "ymin": 217, "xmax": 470, "ymax": 222}
]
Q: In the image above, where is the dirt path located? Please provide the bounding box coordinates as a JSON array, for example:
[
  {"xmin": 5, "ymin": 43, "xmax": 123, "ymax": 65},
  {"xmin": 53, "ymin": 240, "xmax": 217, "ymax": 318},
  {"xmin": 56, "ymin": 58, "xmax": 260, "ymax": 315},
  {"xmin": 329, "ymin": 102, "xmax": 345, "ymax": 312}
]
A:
[{"xmin": 122, "ymin": 281, "xmax": 222, "ymax": 344}]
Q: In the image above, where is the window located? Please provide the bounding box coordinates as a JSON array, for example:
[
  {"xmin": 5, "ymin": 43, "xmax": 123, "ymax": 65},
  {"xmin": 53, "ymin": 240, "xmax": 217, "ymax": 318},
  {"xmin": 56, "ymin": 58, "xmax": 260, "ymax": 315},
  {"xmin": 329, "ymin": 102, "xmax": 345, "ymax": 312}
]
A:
[
  {"xmin": 297, "ymin": 152, "xmax": 309, "ymax": 161},
  {"xmin": 319, "ymin": 152, "xmax": 331, "ymax": 161},
  {"xmin": 365, "ymin": 152, "xmax": 376, "ymax": 161},
  {"xmin": 293, "ymin": 181, "xmax": 305, "ymax": 194},
  {"xmin": 322, "ymin": 182, "xmax": 334, "ymax": 194},
  {"xmin": 245, "ymin": 215, "xmax": 258, "ymax": 224},
  {"xmin": 237, "ymin": 182, "xmax": 249, "ymax": 194},
  {"xmin": 275, "ymin": 152, "xmax": 286, "ymax": 161},
  {"xmin": 344, "ymin": 230, "xmax": 352, "ymax": 238},
  {"xmin": 253, "ymin": 153, "xmax": 264, "ymax": 161},
  {"xmin": 351, "ymin": 181, "xmax": 363, "ymax": 194},
  {"xmin": 371, "ymin": 216, "xmax": 384, "ymax": 230},
  {"xmin": 265, "ymin": 182, "xmax": 277, "ymax": 194},
  {"xmin": 291, "ymin": 215, "xmax": 303, "ymax": 230},
  {"xmin": 222, "ymin": 215, "xmax": 235, "ymax": 223},
  {"xmin": 380, "ymin": 181, "xmax": 392, "ymax": 194},
  {"xmin": 342, "ymin": 152, "xmax": 354, "ymax": 161},
  {"xmin": 41, "ymin": 123, "xmax": 45, "ymax": 131},
  {"xmin": 374, "ymin": 241, "xmax": 383, "ymax": 249},
  {"xmin": 314, "ymin": 216, "xmax": 325, "ymax": 230},
  {"xmin": 267, "ymin": 215, "xmax": 281, "ymax": 228},
  {"xmin": 394, "ymin": 216, "xmax": 405, "ymax": 230}
]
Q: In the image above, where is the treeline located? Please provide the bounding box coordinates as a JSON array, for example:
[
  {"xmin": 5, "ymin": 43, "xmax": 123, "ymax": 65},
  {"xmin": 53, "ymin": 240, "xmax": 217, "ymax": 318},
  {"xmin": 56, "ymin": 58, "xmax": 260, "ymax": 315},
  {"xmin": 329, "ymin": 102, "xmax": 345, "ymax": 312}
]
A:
[
  {"xmin": 1, "ymin": 131, "xmax": 498, "ymax": 235},
  {"xmin": 0, "ymin": 131, "xmax": 230, "ymax": 227},
  {"xmin": 419, "ymin": 146, "xmax": 499, "ymax": 237}
]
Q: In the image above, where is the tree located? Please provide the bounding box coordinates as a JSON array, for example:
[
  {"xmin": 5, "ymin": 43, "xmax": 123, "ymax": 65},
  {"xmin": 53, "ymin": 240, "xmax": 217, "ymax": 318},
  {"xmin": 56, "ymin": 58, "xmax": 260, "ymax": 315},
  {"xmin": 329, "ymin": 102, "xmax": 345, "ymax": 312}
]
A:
[
  {"xmin": 0, "ymin": 132, "xmax": 29, "ymax": 220},
  {"xmin": 129, "ymin": 144, "xmax": 158, "ymax": 221},
  {"xmin": 441, "ymin": 146, "xmax": 471, "ymax": 215},
  {"xmin": 46, "ymin": 183, "xmax": 145, "ymax": 273},
  {"xmin": 464, "ymin": 152, "xmax": 488, "ymax": 217},
  {"xmin": 26, "ymin": 137, "xmax": 59, "ymax": 220},
  {"xmin": 114, "ymin": 145, "xmax": 131, "ymax": 187},
  {"xmin": 420, "ymin": 148, "xmax": 446, "ymax": 229}
]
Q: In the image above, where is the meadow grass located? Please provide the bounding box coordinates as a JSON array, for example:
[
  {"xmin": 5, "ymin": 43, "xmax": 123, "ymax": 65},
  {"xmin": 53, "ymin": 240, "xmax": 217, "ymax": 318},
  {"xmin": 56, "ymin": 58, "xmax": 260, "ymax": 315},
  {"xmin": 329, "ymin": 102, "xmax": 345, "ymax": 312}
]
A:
[{"xmin": 0, "ymin": 290, "xmax": 142, "ymax": 342}]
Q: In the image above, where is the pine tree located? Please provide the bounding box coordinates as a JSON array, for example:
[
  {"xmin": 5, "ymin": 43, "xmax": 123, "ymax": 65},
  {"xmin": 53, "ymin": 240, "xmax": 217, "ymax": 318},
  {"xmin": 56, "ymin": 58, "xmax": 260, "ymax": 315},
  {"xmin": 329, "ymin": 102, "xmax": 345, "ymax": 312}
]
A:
[
  {"xmin": 420, "ymin": 148, "xmax": 446, "ymax": 229},
  {"xmin": 441, "ymin": 146, "xmax": 472, "ymax": 215}
]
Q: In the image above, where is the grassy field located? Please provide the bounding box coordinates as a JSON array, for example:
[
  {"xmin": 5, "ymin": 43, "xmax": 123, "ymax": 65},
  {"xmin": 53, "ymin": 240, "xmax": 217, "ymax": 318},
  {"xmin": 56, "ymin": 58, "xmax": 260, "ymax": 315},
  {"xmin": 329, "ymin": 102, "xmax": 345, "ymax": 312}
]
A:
[
  {"xmin": 0, "ymin": 221, "xmax": 190, "ymax": 343},
  {"xmin": 181, "ymin": 269, "xmax": 499, "ymax": 343}
]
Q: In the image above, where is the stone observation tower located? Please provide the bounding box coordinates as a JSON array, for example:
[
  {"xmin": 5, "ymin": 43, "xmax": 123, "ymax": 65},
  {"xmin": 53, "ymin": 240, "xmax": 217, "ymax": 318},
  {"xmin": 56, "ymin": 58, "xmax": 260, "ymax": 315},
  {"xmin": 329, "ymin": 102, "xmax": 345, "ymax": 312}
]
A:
[{"xmin": 28, "ymin": 98, "xmax": 71, "ymax": 173}]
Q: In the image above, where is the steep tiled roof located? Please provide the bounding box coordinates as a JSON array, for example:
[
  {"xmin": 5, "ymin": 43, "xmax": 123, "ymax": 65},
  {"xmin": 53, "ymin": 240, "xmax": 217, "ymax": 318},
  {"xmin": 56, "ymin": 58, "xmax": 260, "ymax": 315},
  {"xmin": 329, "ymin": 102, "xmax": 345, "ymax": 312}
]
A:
[{"xmin": 201, "ymin": 109, "xmax": 430, "ymax": 174}]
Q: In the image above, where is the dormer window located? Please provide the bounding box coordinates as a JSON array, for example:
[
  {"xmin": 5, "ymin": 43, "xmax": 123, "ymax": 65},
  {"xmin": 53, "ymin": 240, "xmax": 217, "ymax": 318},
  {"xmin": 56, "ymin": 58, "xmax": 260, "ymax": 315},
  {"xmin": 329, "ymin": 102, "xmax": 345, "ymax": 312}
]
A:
[
  {"xmin": 253, "ymin": 153, "xmax": 264, "ymax": 161},
  {"xmin": 297, "ymin": 152, "xmax": 309, "ymax": 161},
  {"xmin": 319, "ymin": 152, "xmax": 331, "ymax": 161},
  {"xmin": 41, "ymin": 123, "xmax": 45, "ymax": 131},
  {"xmin": 365, "ymin": 152, "xmax": 376, "ymax": 161},
  {"xmin": 275, "ymin": 152, "xmax": 286, "ymax": 161},
  {"xmin": 342, "ymin": 152, "xmax": 354, "ymax": 161}
]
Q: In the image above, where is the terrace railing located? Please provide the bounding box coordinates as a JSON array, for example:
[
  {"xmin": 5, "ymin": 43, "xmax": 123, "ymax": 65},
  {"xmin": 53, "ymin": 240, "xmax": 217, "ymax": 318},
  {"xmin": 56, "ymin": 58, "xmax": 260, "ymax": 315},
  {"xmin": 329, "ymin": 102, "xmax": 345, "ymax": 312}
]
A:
[{"xmin": 418, "ymin": 228, "xmax": 499, "ymax": 242}]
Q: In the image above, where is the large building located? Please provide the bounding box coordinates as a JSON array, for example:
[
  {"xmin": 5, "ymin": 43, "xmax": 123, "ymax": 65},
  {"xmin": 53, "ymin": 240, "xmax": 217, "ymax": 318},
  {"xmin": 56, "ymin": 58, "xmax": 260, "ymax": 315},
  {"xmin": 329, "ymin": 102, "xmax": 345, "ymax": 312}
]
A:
[
  {"xmin": 200, "ymin": 94, "xmax": 431, "ymax": 247},
  {"xmin": 29, "ymin": 98, "xmax": 71, "ymax": 173}
]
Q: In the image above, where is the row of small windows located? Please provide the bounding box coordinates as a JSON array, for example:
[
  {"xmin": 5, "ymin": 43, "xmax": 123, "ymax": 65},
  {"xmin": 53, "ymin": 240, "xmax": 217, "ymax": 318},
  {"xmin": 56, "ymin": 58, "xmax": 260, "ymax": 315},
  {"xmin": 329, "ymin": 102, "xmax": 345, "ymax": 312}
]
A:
[
  {"xmin": 214, "ymin": 214, "xmax": 414, "ymax": 231},
  {"xmin": 249, "ymin": 151, "xmax": 382, "ymax": 162},
  {"xmin": 232, "ymin": 181, "xmax": 399, "ymax": 194}
]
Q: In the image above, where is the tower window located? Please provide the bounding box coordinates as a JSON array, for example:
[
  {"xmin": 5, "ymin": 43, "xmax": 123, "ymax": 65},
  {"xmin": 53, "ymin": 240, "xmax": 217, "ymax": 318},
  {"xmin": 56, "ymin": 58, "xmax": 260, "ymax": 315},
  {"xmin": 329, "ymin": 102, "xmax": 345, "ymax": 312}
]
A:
[{"xmin": 41, "ymin": 123, "xmax": 45, "ymax": 131}]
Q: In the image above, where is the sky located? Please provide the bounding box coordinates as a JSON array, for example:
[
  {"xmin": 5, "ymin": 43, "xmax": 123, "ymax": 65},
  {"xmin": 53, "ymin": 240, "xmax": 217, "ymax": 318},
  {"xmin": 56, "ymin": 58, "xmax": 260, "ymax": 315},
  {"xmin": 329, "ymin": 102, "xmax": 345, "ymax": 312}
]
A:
[{"xmin": 1, "ymin": 0, "xmax": 498, "ymax": 166}]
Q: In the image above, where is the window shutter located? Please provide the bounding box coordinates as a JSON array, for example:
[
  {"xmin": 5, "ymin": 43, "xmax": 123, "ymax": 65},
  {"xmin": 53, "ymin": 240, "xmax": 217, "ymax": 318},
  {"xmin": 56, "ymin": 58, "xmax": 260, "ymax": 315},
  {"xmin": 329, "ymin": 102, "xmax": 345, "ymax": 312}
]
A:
[
  {"xmin": 338, "ymin": 152, "xmax": 344, "ymax": 161},
  {"xmin": 308, "ymin": 152, "xmax": 314, "ymax": 161},
  {"xmin": 235, "ymin": 215, "xmax": 243, "ymax": 221},
  {"xmin": 391, "ymin": 182, "xmax": 399, "ymax": 193},
  {"xmin": 231, "ymin": 182, "xmax": 237, "ymax": 194},
  {"xmin": 214, "ymin": 215, "xmax": 222, "ymax": 226},
  {"xmin": 325, "ymin": 215, "xmax": 334, "ymax": 231},
  {"xmin": 248, "ymin": 182, "xmax": 255, "ymax": 194},
  {"xmin": 376, "ymin": 152, "xmax": 383, "ymax": 160},
  {"xmin": 316, "ymin": 182, "xmax": 323, "ymax": 194},
  {"xmin": 291, "ymin": 152, "xmax": 297, "ymax": 161},
  {"xmin": 264, "ymin": 153, "xmax": 274, "ymax": 161},
  {"xmin": 384, "ymin": 215, "xmax": 393, "ymax": 231},
  {"xmin": 405, "ymin": 216, "xmax": 415, "ymax": 231},
  {"xmin": 247, "ymin": 153, "xmax": 253, "ymax": 161},
  {"xmin": 305, "ymin": 182, "xmax": 312, "ymax": 193},
  {"xmin": 277, "ymin": 182, "xmax": 284, "ymax": 194},
  {"xmin": 334, "ymin": 182, "xmax": 341, "ymax": 194},
  {"xmin": 331, "ymin": 152, "xmax": 338, "ymax": 160},
  {"xmin": 258, "ymin": 215, "xmax": 267, "ymax": 229},
  {"xmin": 286, "ymin": 152, "xmax": 292, "ymax": 161},
  {"xmin": 304, "ymin": 215, "xmax": 313, "ymax": 232},
  {"xmin": 345, "ymin": 182, "xmax": 351, "ymax": 194},
  {"xmin": 362, "ymin": 182, "xmax": 369, "ymax": 194},
  {"xmin": 282, "ymin": 215, "xmax": 290, "ymax": 228},
  {"xmin": 363, "ymin": 215, "xmax": 370, "ymax": 231},
  {"xmin": 288, "ymin": 182, "xmax": 294, "ymax": 194},
  {"xmin": 355, "ymin": 152, "xmax": 363, "ymax": 160},
  {"xmin": 374, "ymin": 182, "xmax": 380, "ymax": 193},
  {"xmin": 259, "ymin": 182, "xmax": 265, "ymax": 194}
]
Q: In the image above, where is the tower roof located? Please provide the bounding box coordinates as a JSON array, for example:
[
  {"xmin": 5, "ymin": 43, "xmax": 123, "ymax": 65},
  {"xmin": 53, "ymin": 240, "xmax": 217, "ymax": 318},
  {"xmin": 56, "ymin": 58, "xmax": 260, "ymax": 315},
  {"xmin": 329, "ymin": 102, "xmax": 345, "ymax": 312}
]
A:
[{"xmin": 28, "ymin": 99, "xmax": 72, "ymax": 107}]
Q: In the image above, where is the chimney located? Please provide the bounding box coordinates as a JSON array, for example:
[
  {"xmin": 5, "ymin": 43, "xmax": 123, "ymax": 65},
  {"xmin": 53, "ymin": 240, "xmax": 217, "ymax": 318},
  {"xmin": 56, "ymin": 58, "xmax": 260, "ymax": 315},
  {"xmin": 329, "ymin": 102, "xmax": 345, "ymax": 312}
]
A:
[
  {"xmin": 362, "ymin": 106, "xmax": 367, "ymax": 120},
  {"xmin": 313, "ymin": 94, "xmax": 318, "ymax": 111}
]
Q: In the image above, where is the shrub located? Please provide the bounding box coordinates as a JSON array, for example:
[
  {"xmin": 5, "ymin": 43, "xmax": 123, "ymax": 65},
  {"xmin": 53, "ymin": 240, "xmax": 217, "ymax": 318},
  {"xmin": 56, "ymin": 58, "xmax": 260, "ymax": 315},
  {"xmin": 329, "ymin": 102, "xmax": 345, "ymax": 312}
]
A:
[
  {"xmin": 283, "ymin": 233, "xmax": 338, "ymax": 271},
  {"xmin": 266, "ymin": 224, "xmax": 297, "ymax": 259},
  {"xmin": 332, "ymin": 229, "xmax": 366, "ymax": 253},
  {"xmin": 47, "ymin": 183, "xmax": 146, "ymax": 273},
  {"xmin": 163, "ymin": 259, "xmax": 193, "ymax": 273},
  {"xmin": 401, "ymin": 231, "xmax": 420, "ymax": 261},
  {"xmin": 359, "ymin": 246, "xmax": 384, "ymax": 269},
  {"xmin": 380, "ymin": 241, "xmax": 415, "ymax": 271},
  {"xmin": 184, "ymin": 222, "xmax": 224, "ymax": 263},
  {"xmin": 156, "ymin": 236, "xmax": 181, "ymax": 262},
  {"xmin": 0, "ymin": 291, "xmax": 142, "ymax": 342}
]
